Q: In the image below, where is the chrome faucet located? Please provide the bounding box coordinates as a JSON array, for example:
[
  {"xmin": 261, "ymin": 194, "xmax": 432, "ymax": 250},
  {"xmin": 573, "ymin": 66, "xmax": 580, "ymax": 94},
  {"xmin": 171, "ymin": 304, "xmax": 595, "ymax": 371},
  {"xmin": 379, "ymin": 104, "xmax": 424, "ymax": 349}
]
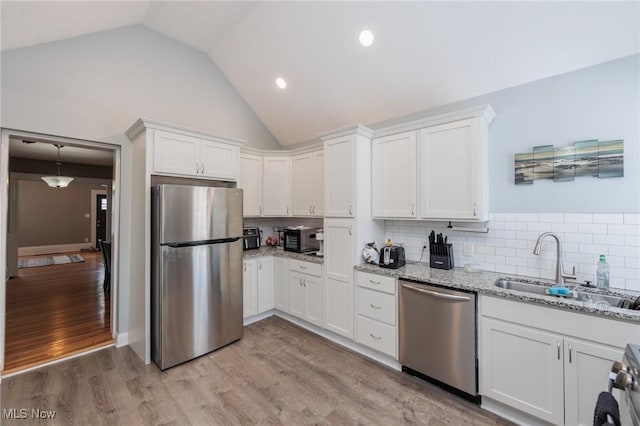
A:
[{"xmin": 533, "ymin": 232, "xmax": 576, "ymax": 285}]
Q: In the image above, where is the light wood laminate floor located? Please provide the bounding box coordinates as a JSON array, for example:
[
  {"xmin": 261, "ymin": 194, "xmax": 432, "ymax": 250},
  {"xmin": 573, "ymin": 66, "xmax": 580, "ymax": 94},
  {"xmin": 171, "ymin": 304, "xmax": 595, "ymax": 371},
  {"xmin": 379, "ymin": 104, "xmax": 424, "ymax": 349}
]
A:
[
  {"xmin": 2, "ymin": 317, "xmax": 512, "ymax": 425},
  {"xmin": 4, "ymin": 251, "xmax": 112, "ymax": 373}
]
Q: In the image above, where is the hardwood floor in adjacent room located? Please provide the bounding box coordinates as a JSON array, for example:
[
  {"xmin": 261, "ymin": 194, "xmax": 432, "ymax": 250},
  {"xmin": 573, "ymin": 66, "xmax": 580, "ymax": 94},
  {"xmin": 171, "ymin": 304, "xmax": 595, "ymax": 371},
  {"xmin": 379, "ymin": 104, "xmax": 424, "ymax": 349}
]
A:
[
  {"xmin": 2, "ymin": 317, "xmax": 513, "ymax": 425},
  {"xmin": 3, "ymin": 251, "xmax": 112, "ymax": 373}
]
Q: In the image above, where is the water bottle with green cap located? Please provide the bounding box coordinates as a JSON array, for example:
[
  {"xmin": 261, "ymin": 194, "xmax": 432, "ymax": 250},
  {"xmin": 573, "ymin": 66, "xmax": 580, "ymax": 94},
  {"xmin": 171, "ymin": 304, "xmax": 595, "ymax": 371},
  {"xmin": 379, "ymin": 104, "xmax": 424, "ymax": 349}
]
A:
[{"xmin": 596, "ymin": 254, "xmax": 609, "ymax": 288}]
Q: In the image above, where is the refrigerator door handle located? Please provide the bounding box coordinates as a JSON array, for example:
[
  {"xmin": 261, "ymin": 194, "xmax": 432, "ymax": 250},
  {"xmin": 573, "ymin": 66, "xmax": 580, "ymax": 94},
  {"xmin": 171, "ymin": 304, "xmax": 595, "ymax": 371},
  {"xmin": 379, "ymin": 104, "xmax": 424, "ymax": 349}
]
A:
[{"xmin": 165, "ymin": 237, "xmax": 242, "ymax": 248}]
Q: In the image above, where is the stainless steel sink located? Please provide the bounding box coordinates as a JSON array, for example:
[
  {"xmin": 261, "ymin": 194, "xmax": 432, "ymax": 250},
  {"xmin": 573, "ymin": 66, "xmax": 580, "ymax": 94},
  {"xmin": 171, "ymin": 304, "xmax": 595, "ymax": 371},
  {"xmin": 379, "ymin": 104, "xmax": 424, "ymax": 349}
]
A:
[
  {"xmin": 493, "ymin": 278, "xmax": 551, "ymax": 295},
  {"xmin": 574, "ymin": 291, "xmax": 631, "ymax": 309},
  {"xmin": 494, "ymin": 278, "xmax": 634, "ymax": 309}
]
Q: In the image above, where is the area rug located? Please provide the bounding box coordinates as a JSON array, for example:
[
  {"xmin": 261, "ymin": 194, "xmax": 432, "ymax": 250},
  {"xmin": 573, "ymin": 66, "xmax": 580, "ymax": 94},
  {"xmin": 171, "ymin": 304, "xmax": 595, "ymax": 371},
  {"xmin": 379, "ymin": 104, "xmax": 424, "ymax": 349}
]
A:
[{"xmin": 18, "ymin": 254, "xmax": 85, "ymax": 269}]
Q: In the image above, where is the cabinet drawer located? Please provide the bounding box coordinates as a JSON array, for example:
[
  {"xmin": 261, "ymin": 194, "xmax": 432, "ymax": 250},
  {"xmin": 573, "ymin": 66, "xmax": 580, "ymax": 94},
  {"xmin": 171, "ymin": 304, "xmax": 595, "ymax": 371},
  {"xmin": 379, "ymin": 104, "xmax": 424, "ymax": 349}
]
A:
[
  {"xmin": 288, "ymin": 259, "xmax": 322, "ymax": 277},
  {"xmin": 356, "ymin": 316, "xmax": 397, "ymax": 358},
  {"xmin": 356, "ymin": 271, "xmax": 395, "ymax": 294},
  {"xmin": 357, "ymin": 287, "xmax": 396, "ymax": 326}
]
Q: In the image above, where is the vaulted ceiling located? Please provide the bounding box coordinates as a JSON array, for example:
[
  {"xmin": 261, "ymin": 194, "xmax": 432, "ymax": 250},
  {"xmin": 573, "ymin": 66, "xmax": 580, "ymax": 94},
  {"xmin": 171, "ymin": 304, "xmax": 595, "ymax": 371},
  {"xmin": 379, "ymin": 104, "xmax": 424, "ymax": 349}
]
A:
[{"xmin": 2, "ymin": 1, "xmax": 639, "ymax": 146}]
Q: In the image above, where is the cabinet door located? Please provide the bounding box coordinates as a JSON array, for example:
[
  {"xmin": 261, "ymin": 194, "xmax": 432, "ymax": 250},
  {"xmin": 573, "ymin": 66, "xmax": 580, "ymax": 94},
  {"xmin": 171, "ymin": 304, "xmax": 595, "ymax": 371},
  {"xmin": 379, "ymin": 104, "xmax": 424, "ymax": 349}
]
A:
[
  {"xmin": 200, "ymin": 139, "xmax": 239, "ymax": 181},
  {"xmin": 419, "ymin": 118, "xmax": 482, "ymax": 220},
  {"xmin": 274, "ymin": 257, "xmax": 288, "ymax": 312},
  {"xmin": 243, "ymin": 259, "xmax": 258, "ymax": 318},
  {"xmin": 564, "ymin": 339, "xmax": 624, "ymax": 426},
  {"xmin": 257, "ymin": 257, "xmax": 274, "ymax": 313},
  {"xmin": 480, "ymin": 318, "xmax": 564, "ymax": 425},
  {"xmin": 323, "ymin": 219, "xmax": 355, "ymax": 338},
  {"xmin": 372, "ymin": 131, "xmax": 417, "ymax": 218},
  {"xmin": 324, "ymin": 219, "xmax": 354, "ymax": 282},
  {"xmin": 291, "ymin": 153, "xmax": 314, "ymax": 216},
  {"xmin": 324, "ymin": 136, "xmax": 354, "ymax": 217},
  {"xmin": 313, "ymin": 151, "xmax": 324, "ymax": 216},
  {"xmin": 324, "ymin": 277, "xmax": 354, "ymax": 338},
  {"xmin": 153, "ymin": 130, "xmax": 199, "ymax": 176},
  {"xmin": 288, "ymin": 273, "xmax": 305, "ymax": 320},
  {"xmin": 239, "ymin": 153, "xmax": 263, "ymax": 216},
  {"xmin": 303, "ymin": 275, "xmax": 322, "ymax": 327},
  {"xmin": 263, "ymin": 157, "xmax": 291, "ymax": 216}
]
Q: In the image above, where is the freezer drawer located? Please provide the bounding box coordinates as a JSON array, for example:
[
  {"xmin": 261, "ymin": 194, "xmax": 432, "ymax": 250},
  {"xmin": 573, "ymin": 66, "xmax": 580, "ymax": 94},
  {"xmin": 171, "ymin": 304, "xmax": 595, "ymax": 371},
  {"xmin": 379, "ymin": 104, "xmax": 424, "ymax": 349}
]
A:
[{"xmin": 399, "ymin": 280, "xmax": 477, "ymax": 397}]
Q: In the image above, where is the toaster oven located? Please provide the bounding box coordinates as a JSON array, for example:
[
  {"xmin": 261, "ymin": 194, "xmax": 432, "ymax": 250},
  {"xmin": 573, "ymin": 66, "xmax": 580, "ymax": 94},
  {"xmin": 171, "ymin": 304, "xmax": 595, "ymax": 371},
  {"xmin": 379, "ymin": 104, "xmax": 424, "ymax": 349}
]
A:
[{"xmin": 283, "ymin": 228, "xmax": 319, "ymax": 253}]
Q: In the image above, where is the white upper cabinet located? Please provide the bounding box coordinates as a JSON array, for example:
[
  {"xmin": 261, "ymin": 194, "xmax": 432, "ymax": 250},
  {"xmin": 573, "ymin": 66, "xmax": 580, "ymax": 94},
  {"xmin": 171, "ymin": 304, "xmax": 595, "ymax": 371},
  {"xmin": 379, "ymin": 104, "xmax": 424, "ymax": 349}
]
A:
[
  {"xmin": 419, "ymin": 118, "xmax": 485, "ymax": 220},
  {"xmin": 371, "ymin": 104, "xmax": 494, "ymax": 222},
  {"xmin": 239, "ymin": 153, "xmax": 263, "ymax": 217},
  {"xmin": 371, "ymin": 131, "xmax": 417, "ymax": 218},
  {"xmin": 153, "ymin": 129, "xmax": 239, "ymax": 181},
  {"xmin": 324, "ymin": 135, "xmax": 355, "ymax": 217},
  {"xmin": 292, "ymin": 150, "xmax": 324, "ymax": 217},
  {"xmin": 262, "ymin": 156, "xmax": 291, "ymax": 216}
]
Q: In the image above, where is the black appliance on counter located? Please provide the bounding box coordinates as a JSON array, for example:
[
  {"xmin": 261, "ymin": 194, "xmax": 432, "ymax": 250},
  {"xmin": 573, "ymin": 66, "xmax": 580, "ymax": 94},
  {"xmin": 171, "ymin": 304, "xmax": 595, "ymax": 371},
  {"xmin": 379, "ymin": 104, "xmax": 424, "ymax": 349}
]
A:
[
  {"xmin": 283, "ymin": 227, "xmax": 319, "ymax": 253},
  {"xmin": 379, "ymin": 245, "xmax": 406, "ymax": 269},
  {"xmin": 243, "ymin": 227, "xmax": 261, "ymax": 250}
]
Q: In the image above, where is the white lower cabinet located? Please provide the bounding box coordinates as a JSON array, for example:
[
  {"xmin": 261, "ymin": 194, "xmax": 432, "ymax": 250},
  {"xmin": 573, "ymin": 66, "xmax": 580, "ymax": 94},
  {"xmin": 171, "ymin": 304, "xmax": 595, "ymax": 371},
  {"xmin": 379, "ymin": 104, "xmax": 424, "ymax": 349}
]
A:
[
  {"xmin": 243, "ymin": 259, "xmax": 258, "ymax": 318},
  {"xmin": 354, "ymin": 271, "xmax": 397, "ymax": 358},
  {"xmin": 257, "ymin": 257, "xmax": 274, "ymax": 312},
  {"xmin": 273, "ymin": 257, "xmax": 288, "ymax": 312},
  {"xmin": 480, "ymin": 296, "xmax": 631, "ymax": 425},
  {"xmin": 481, "ymin": 318, "xmax": 564, "ymax": 424},
  {"xmin": 243, "ymin": 256, "xmax": 276, "ymax": 319},
  {"xmin": 288, "ymin": 260, "xmax": 322, "ymax": 327}
]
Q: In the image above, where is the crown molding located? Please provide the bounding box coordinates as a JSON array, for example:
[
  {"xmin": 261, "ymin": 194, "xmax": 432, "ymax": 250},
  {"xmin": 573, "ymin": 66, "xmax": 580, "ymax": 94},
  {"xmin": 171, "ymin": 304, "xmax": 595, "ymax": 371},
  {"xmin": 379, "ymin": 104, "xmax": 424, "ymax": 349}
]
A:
[
  {"xmin": 372, "ymin": 104, "xmax": 496, "ymax": 138},
  {"xmin": 318, "ymin": 124, "xmax": 373, "ymax": 141},
  {"xmin": 125, "ymin": 118, "xmax": 245, "ymax": 147}
]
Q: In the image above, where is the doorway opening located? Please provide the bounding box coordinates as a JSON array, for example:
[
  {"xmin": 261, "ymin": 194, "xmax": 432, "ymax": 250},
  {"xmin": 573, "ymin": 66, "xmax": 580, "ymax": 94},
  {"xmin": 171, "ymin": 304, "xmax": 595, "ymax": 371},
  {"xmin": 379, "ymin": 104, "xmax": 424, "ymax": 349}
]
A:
[{"xmin": 1, "ymin": 130, "xmax": 120, "ymax": 374}]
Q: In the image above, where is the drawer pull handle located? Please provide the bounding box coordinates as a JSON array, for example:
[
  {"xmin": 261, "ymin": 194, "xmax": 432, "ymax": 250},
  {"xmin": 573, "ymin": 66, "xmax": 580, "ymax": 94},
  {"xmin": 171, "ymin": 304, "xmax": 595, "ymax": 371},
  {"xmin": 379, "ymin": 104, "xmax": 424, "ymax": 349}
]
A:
[
  {"xmin": 369, "ymin": 304, "xmax": 382, "ymax": 310},
  {"xmin": 369, "ymin": 280, "xmax": 381, "ymax": 285},
  {"xmin": 300, "ymin": 266, "xmax": 307, "ymax": 270},
  {"xmin": 369, "ymin": 333, "xmax": 381, "ymax": 340}
]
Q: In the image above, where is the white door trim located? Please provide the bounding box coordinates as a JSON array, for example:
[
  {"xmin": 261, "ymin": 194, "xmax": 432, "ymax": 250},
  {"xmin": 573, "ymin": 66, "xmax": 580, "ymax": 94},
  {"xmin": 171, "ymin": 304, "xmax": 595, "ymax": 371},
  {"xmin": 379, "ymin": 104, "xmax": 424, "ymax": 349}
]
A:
[
  {"xmin": 0, "ymin": 128, "xmax": 121, "ymax": 376},
  {"xmin": 90, "ymin": 189, "xmax": 107, "ymax": 249}
]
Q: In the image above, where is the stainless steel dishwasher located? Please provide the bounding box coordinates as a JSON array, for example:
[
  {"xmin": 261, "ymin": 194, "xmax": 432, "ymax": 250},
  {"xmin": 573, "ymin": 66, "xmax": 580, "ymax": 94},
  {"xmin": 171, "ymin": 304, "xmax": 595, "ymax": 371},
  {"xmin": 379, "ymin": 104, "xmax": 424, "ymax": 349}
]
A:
[{"xmin": 399, "ymin": 279, "xmax": 478, "ymax": 402}]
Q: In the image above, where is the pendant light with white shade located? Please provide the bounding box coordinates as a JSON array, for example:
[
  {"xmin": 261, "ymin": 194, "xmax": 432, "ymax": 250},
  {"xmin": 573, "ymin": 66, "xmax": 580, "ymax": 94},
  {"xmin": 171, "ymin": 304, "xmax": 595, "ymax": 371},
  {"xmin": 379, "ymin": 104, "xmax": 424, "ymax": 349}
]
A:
[{"xmin": 41, "ymin": 145, "xmax": 74, "ymax": 188}]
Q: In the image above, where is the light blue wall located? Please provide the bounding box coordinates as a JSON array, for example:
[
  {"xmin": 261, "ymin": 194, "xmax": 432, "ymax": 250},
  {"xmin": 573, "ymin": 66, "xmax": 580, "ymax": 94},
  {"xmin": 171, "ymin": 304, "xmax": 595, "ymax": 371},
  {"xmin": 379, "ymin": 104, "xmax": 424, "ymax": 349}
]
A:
[
  {"xmin": 371, "ymin": 55, "xmax": 640, "ymax": 213},
  {"xmin": 1, "ymin": 25, "xmax": 281, "ymax": 149}
]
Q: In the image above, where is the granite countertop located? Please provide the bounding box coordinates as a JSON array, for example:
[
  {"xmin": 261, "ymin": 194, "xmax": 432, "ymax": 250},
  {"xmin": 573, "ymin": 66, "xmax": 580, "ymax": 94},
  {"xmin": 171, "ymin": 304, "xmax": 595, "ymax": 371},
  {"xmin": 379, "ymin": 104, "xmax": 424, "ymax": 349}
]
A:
[
  {"xmin": 355, "ymin": 261, "xmax": 640, "ymax": 323},
  {"xmin": 243, "ymin": 246, "xmax": 324, "ymax": 264}
]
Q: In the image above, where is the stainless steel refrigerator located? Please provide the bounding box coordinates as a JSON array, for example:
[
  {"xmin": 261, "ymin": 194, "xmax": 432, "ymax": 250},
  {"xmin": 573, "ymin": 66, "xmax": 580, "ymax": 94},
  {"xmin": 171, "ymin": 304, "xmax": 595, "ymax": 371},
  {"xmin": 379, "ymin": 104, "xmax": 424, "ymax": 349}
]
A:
[{"xmin": 151, "ymin": 183, "xmax": 243, "ymax": 370}]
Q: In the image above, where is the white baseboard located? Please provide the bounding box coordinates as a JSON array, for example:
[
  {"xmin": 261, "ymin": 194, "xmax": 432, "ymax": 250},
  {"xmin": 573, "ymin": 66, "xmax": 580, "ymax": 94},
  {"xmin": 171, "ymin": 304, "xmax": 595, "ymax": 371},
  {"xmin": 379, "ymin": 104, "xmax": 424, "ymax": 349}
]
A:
[
  {"xmin": 18, "ymin": 243, "xmax": 92, "ymax": 256},
  {"xmin": 273, "ymin": 311, "xmax": 402, "ymax": 372},
  {"xmin": 243, "ymin": 310, "xmax": 276, "ymax": 326},
  {"xmin": 115, "ymin": 332, "xmax": 129, "ymax": 348},
  {"xmin": 481, "ymin": 397, "xmax": 547, "ymax": 426}
]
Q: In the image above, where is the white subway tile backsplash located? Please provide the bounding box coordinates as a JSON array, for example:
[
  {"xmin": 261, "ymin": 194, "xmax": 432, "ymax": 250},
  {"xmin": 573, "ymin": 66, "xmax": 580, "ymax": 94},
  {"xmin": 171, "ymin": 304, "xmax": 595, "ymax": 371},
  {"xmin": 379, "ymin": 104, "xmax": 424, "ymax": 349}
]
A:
[
  {"xmin": 624, "ymin": 214, "xmax": 640, "ymax": 225},
  {"xmin": 564, "ymin": 213, "xmax": 593, "ymax": 224},
  {"xmin": 564, "ymin": 232, "xmax": 592, "ymax": 244},
  {"xmin": 495, "ymin": 264, "xmax": 517, "ymax": 275},
  {"xmin": 383, "ymin": 213, "xmax": 640, "ymax": 291},
  {"xmin": 494, "ymin": 213, "xmax": 515, "ymax": 221},
  {"xmin": 539, "ymin": 213, "xmax": 564, "ymax": 223},
  {"xmin": 504, "ymin": 221, "xmax": 527, "ymax": 231},
  {"xmin": 516, "ymin": 213, "xmax": 539, "ymax": 222},
  {"xmin": 593, "ymin": 214, "xmax": 624, "ymax": 224},
  {"xmin": 551, "ymin": 223, "xmax": 578, "ymax": 233},
  {"xmin": 608, "ymin": 224, "xmax": 640, "ymax": 236},
  {"xmin": 578, "ymin": 223, "xmax": 608, "ymax": 234},
  {"xmin": 593, "ymin": 234, "xmax": 625, "ymax": 246}
]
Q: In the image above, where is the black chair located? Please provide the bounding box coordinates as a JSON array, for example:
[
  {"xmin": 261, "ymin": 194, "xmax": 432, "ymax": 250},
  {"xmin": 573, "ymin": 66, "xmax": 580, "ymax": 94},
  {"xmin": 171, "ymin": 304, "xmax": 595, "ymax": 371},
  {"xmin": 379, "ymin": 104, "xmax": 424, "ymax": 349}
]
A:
[{"xmin": 98, "ymin": 239, "xmax": 112, "ymax": 293}]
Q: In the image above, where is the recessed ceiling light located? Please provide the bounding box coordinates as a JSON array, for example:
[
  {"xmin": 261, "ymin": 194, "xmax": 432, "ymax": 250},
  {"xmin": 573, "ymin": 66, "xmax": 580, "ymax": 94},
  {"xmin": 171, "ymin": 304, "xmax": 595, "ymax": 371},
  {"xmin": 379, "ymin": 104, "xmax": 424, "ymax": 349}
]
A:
[
  {"xmin": 275, "ymin": 77, "xmax": 287, "ymax": 89},
  {"xmin": 359, "ymin": 30, "xmax": 374, "ymax": 47}
]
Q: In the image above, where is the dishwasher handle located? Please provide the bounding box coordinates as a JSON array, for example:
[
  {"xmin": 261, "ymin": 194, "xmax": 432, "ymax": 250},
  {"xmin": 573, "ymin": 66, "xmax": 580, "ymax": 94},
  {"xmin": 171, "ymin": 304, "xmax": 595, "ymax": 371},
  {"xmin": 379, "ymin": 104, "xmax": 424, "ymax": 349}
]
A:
[{"xmin": 401, "ymin": 282, "xmax": 471, "ymax": 302}]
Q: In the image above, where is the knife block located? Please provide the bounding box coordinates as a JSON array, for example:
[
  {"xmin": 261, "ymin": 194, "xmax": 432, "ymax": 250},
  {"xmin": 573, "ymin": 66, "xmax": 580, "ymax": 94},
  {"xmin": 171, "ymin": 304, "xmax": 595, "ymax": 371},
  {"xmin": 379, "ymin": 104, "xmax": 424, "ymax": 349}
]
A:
[{"xmin": 429, "ymin": 243, "xmax": 454, "ymax": 270}]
